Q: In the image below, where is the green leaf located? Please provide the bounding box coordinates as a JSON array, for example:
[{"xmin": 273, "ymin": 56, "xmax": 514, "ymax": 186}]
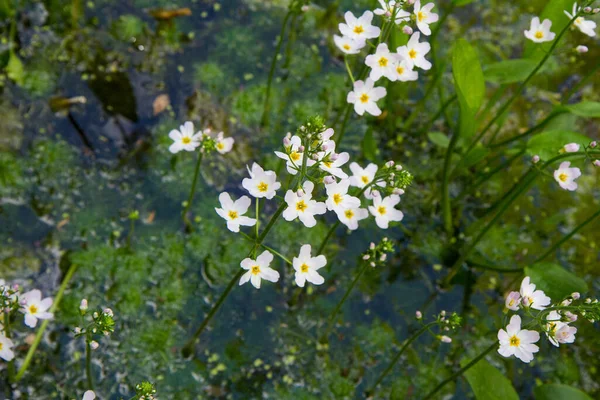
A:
[
  {"xmin": 524, "ymin": 262, "xmax": 588, "ymax": 300},
  {"xmin": 524, "ymin": 0, "xmax": 573, "ymax": 60},
  {"xmin": 427, "ymin": 132, "xmax": 450, "ymax": 148},
  {"xmin": 484, "ymin": 59, "xmax": 538, "ymax": 84},
  {"xmin": 564, "ymin": 102, "xmax": 600, "ymax": 118},
  {"xmin": 452, "ymin": 39, "xmax": 485, "ymax": 139},
  {"xmin": 534, "ymin": 384, "xmax": 593, "ymax": 400},
  {"xmin": 463, "ymin": 359, "xmax": 519, "ymax": 400},
  {"xmin": 362, "ymin": 129, "xmax": 377, "ymax": 161},
  {"xmin": 526, "ymin": 130, "xmax": 590, "ymax": 160},
  {"xmin": 453, "ymin": 0, "xmax": 476, "ymax": 5},
  {"xmin": 6, "ymin": 52, "xmax": 24, "ymax": 85}
]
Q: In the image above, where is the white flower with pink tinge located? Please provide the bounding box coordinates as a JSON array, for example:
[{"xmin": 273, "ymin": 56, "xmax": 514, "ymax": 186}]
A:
[
  {"xmin": 283, "ymin": 181, "xmax": 327, "ymax": 228},
  {"xmin": 20, "ymin": 289, "xmax": 54, "ymax": 328},
  {"xmin": 498, "ymin": 315, "xmax": 540, "ymax": 363},
  {"xmin": 545, "ymin": 311, "xmax": 577, "ymax": 347},
  {"xmin": 347, "ymin": 79, "xmax": 387, "ymax": 116},
  {"xmin": 215, "ymin": 193, "xmax": 256, "ymax": 233},
  {"xmin": 519, "ymin": 276, "xmax": 551, "ymax": 310},
  {"xmin": 396, "ymin": 32, "xmax": 432, "ymax": 70},
  {"xmin": 293, "ymin": 245, "xmax": 327, "ymax": 287},
  {"xmin": 413, "ymin": 0, "xmax": 439, "ymax": 36},
  {"xmin": 553, "ymin": 161, "xmax": 581, "ymax": 191},
  {"xmin": 339, "ymin": 11, "xmax": 381, "ymax": 42},
  {"xmin": 83, "ymin": 391, "xmax": 96, "ymax": 400},
  {"xmin": 369, "ymin": 195, "xmax": 404, "ymax": 229},
  {"xmin": 239, "ymin": 251, "xmax": 280, "ymax": 289},
  {"xmin": 0, "ymin": 333, "xmax": 15, "ymax": 361}
]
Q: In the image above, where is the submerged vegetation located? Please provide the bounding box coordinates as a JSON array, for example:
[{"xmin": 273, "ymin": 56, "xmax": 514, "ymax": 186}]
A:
[{"xmin": 1, "ymin": 0, "xmax": 599, "ymax": 399}]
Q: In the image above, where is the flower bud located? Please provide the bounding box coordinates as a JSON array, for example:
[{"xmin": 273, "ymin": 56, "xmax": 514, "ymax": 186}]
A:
[
  {"xmin": 74, "ymin": 327, "xmax": 81, "ymax": 334},
  {"xmin": 415, "ymin": 310, "xmax": 422, "ymax": 319},
  {"xmin": 532, "ymin": 155, "xmax": 540, "ymax": 163},
  {"xmin": 565, "ymin": 311, "xmax": 578, "ymax": 322},
  {"xmin": 395, "ymin": 165, "xmax": 403, "ymax": 171},
  {"xmin": 561, "ymin": 299, "xmax": 572, "ymax": 306},
  {"xmin": 380, "ymin": 254, "xmax": 387, "ymax": 262},
  {"xmin": 385, "ymin": 10, "xmax": 392, "ymax": 17},
  {"xmin": 283, "ymin": 137, "xmax": 291, "ymax": 146},
  {"xmin": 572, "ymin": 292, "xmax": 581, "ymax": 300},
  {"xmin": 594, "ymin": 8, "xmax": 600, "ymax": 14},
  {"xmin": 324, "ymin": 176, "xmax": 335, "ymax": 185},
  {"xmin": 90, "ymin": 341, "xmax": 99, "ymax": 350},
  {"xmin": 590, "ymin": 141, "xmax": 597, "ymax": 148},
  {"xmin": 576, "ymin": 45, "xmax": 589, "ymax": 53},
  {"xmin": 440, "ymin": 310, "xmax": 446, "ymax": 317},
  {"xmin": 321, "ymin": 142, "xmax": 330, "ymax": 152},
  {"xmin": 311, "ymin": 153, "xmax": 320, "ymax": 160},
  {"xmin": 594, "ymin": 160, "xmax": 600, "ymax": 167},
  {"xmin": 301, "ymin": 5, "xmax": 310, "ymax": 12},
  {"xmin": 296, "ymin": 188, "xmax": 304, "ymax": 197},
  {"xmin": 363, "ymin": 255, "xmax": 370, "ymax": 260},
  {"xmin": 563, "ymin": 143, "xmax": 580, "ymax": 153},
  {"xmin": 370, "ymin": 262, "xmax": 376, "ymax": 267},
  {"xmin": 385, "ymin": 161, "xmax": 395, "ymax": 168},
  {"xmin": 330, "ymin": 153, "xmax": 339, "ymax": 161},
  {"xmin": 370, "ymin": 242, "xmax": 376, "ymax": 250},
  {"xmin": 371, "ymin": 190, "xmax": 380, "ymax": 198},
  {"xmin": 402, "ymin": 25, "xmax": 413, "ymax": 35},
  {"xmin": 440, "ymin": 335, "xmax": 452, "ymax": 343},
  {"xmin": 406, "ymin": 0, "xmax": 415, "ymax": 4},
  {"xmin": 80, "ymin": 299, "xmax": 88, "ymax": 311},
  {"xmin": 392, "ymin": 188, "xmax": 405, "ymax": 195},
  {"xmin": 298, "ymin": 145, "xmax": 305, "ymax": 152},
  {"xmin": 583, "ymin": 6, "xmax": 591, "ymax": 12},
  {"xmin": 505, "ymin": 291, "xmax": 521, "ymax": 311},
  {"xmin": 103, "ymin": 308, "xmax": 114, "ymax": 317}
]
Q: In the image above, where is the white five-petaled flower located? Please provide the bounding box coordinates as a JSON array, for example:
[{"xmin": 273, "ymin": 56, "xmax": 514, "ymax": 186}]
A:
[
  {"xmin": 369, "ymin": 195, "xmax": 404, "ymax": 229},
  {"xmin": 396, "ymin": 32, "xmax": 432, "ymax": 70},
  {"xmin": 168, "ymin": 121, "xmax": 202, "ymax": 154},
  {"xmin": 392, "ymin": 59, "xmax": 419, "ymax": 82},
  {"xmin": 339, "ymin": 11, "xmax": 381, "ymax": 42},
  {"xmin": 564, "ymin": 3, "xmax": 597, "ymax": 37},
  {"xmin": 374, "ymin": 0, "xmax": 411, "ymax": 24},
  {"xmin": 215, "ymin": 193, "xmax": 257, "ymax": 233},
  {"xmin": 497, "ymin": 315, "xmax": 540, "ymax": 363},
  {"xmin": 0, "ymin": 333, "xmax": 15, "ymax": 361},
  {"xmin": 83, "ymin": 391, "xmax": 96, "ymax": 400},
  {"xmin": 333, "ymin": 34, "xmax": 366, "ymax": 54},
  {"xmin": 215, "ymin": 132, "xmax": 234, "ymax": 154},
  {"xmin": 325, "ymin": 179, "xmax": 361, "ymax": 213},
  {"xmin": 20, "ymin": 289, "xmax": 54, "ymax": 328},
  {"xmin": 283, "ymin": 181, "xmax": 327, "ymax": 228},
  {"xmin": 553, "ymin": 161, "xmax": 582, "ymax": 191},
  {"xmin": 413, "ymin": 0, "xmax": 439, "ymax": 36},
  {"xmin": 336, "ymin": 205, "xmax": 369, "ymax": 230},
  {"xmin": 524, "ymin": 17, "xmax": 556, "ymax": 43},
  {"xmin": 242, "ymin": 163, "xmax": 281, "ymax": 199},
  {"xmin": 275, "ymin": 135, "xmax": 315, "ymax": 175},
  {"xmin": 239, "ymin": 251, "xmax": 280, "ymax": 289},
  {"xmin": 505, "ymin": 291, "xmax": 521, "ymax": 311},
  {"xmin": 319, "ymin": 151, "xmax": 350, "ymax": 179},
  {"xmin": 545, "ymin": 311, "xmax": 577, "ymax": 347},
  {"xmin": 347, "ymin": 78, "xmax": 387, "ymax": 116},
  {"xmin": 519, "ymin": 276, "xmax": 551, "ymax": 310},
  {"xmin": 349, "ymin": 162, "xmax": 385, "ymax": 197},
  {"xmin": 365, "ymin": 43, "xmax": 399, "ymax": 81},
  {"xmin": 293, "ymin": 244, "xmax": 327, "ymax": 287}
]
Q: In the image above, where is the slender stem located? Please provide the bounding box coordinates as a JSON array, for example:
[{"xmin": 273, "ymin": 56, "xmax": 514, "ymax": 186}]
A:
[
  {"xmin": 261, "ymin": 11, "xmax": 292, "ymax": 128},
  {"xmin": 182, "ymin": 152, "xmax": 204, "ymax": 229},
  {"xmin": 15, "ymin": 263, "xmax": 79, "ymax": 381},
  {"xmin": 367, "ymin": 322, "xmax": 439, "ymax": 397},
  {"xmin": 259, "ymin": 242, "xmax": 292, "ymax": 265},
  {"xmin": 317, "ymin": 221, "xmax": 340, "ymax": 255},
  {"xmin": 490, "ymin": 112, "xmax": 564, "ymax": 148},
  {"xmin": 423, "ymin": 342, "xmax": 497, "ymax": 400},
  {"xmin": 441, "ymin": 120, "xmax": 461, "ymax": 235},
  {"xmin": 334, "ymin": 106, "xmax": 352, "ymax": 145},
  {"xmin": 85, "ymin": 338, "xmax": 93, "ymax": 389},
  {"xmin": 534, "ymin": 208, "xmax": 600, "ymax": 263},
  {"xmin": 344, "ymin": 56, "xmax": 355, "ymax": 83},
  {"xmin": 319, "ymin": 261, "xmax": 370, "ymax": 343},
  {"xmin": 255, "ymin": 198, "xmax": 260, "ymax": 239},
  {"xmin": 422, "ymin": 95, "xmax": 457, "ymax": 133},
  {"xmin": 561, "ymin": 62, "xmax": 600, "ymax": 104},
  {"xmin": 467, "ymin": 260, "xmax": 523, "ymax": 273}
]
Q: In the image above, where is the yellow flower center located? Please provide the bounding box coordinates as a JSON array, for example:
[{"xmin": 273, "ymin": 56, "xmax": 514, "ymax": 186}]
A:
[
  {"xmin": 296, "ymin": 200, "xmax": 307, "ymax": 212},
  {"xmin": 558, "ymin": 173, "xmax": 568, "ymax": 182},
  {"xmin": 228, "ymin": 210, "xmax": 238, "ymax": 220},
  {"xmin": 216, "ymin": 142, "xmax": 224, "ymax": 150},
  {"xmin": 377, "ymin": 206, "xmax": 386, "ymax": 215},
  {"xmin": 323, "ymin": 161, "xmax": 332, "ymax": 168},
  {"xmin": 182, "ymin": 136, "xmax": 192, "ymax": 144},
  {"xmin": 333, "ymin": 193, "xmax": 343, "ymax": 205},
  {"xmin": 408, "ymin": 49, "xmax": 417, "ymax": 59},
  {"xmin": 534, "ymin": 31, "xmax": 544, "ymax": 39},
  {"xmin": 300, "ymin": 264, "xmax": 309, "ymax": 273},
  {"xmin": 0, "ymin": 342, "xmax": 3, "ymax": 350},
  {"xmin": 361, "ymin": 175, "xmax": 369, "ymax": 184},
  {"xmin": 343, "ymin": 44, "xmax": 351, "ymax": 51},
  {"xmin": 251, "ymin": 265, "xmax": 261, "ymax": 275},
  {"xmin": 353, "ymin": 25, "xmax": 364, "ymax": 34},
  {"xmin": 509, "ymin": 335, "xmax": 520, "ymax": 347},
  {"xmin": 396, "ymin": 66, "xmax": 404, "ymax": 75},
  {"xmin": 360, "ymin": 93, "xmax": 370, "ymax": 103},
  {"xmin": 575, "ymin": 17, "xmax": 583, "ymax": 24},
  {"xmin": 548, "ymin": 322, "xmax": 557, "ymax": 333},
  {"xmin": 29, "ymin": 305, "xmax": 38, "ymax": 314},
  {"xmin": 344, "ymin": 209, "xmax": 355, "ymax": 219},
  {"xmin": 257, "ymin": 182, "xmax": 269, "ymax": 192},
  {"xmin": 290, "ymin": 151, "xmax": 301, "ymax": 162},
  {"xmin": 417, "ymin": 11, "xmax": 426, "ymax": 22},
  {"xmin": 378, "ymin": 57, "xmax": 388, "ymax": 67}
]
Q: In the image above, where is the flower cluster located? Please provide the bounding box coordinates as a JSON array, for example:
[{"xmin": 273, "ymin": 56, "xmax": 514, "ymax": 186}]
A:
[
  {"xmin": 362, "ymin": 237, "xmax": 394, "ymax": 268},
  {"xmin": 168, "ymin": 121, "xmax": 234, "ymax": 155},
  {"xmin": 334, "ymin": 1, "xmax": 438, "ymax": 116},
  {"xmin": 75, "ymin": 300, "xmax": 116, "ymax": 350},
  {"xmin": 525, "ymin": 2, "xmax": 597, "ymax": 44},
  {"xmin": 499, "ymin": 276, "xmax": 599, "ymax": 363},
  {"xmin": 135, "ymin": 381, "xmax": 158, "ymax": 400},
  {"xmin": 532, "ymin": 140, "xmax": 597, "ymax": 191},
  {"xmin": 415, "ymin": 309, "xmax": 462, "ymax": 343},
  {"xmin": 214, "ymin": 116, "xmax": 412, "ymax": 289}
]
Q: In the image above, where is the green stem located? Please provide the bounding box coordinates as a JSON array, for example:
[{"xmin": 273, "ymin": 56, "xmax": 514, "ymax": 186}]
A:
[
  {"xmin": 467, "ymin": 260, "xmax": 523, "ymax": 273},
  {"xmin": 441, "ymin": 120, "xmax": 461, "ymax": 235},
  {"xmin": 490, "ymin": 112, "xmax": 564, "ymax": 148},
  {"xmin": 261, "ymin": 11, "xmax": 292, "ymax": 128},
  {"xmin": 334, "ymin": 105, "xmax": 352, "ymax": 146},
  {"xmin": 182, "ymin": 152, "xmax": 204, "ymax": 230},
  {"xmin": 423, "ymin": 342, "xmax": 497, "ymax": 400},
  {"xmin": 255, "ymin": 198, "xmax": 260, "ymax": 239},
  {"xmin": 317, "ymin": 221, "xmax": 340, "ymax": 255},
  {"xmin": 85, "ymin": 338, "xmax": 93, "ymax": 389},
  {"xmin": 367, "ymin": 322, "xmax": 439, "ymax": 397},
  {"xmin": 561, "ymin": 62, "xmax": 600, "ymax": 105},
  {"xmin": 344, "ymin": 56, "xmax": 355, "ymax": 83},
  {"xmin": 15, "ymin": 263, "xmax": 79, "ymax": 381}
]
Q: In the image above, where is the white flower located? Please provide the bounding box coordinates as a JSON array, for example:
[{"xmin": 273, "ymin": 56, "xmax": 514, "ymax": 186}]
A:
[
  {"xmin": 365, "ymin": 43, "xmax": 399, "ymax": 81},
  {"xmin": 293, "ymin": 244, "xmax": 327, "ymax": 287},
  {"xmin": 374, "ymin": 0, "xmax": 411, "ymax": 24},
  {"xmin": 275, "ymin": 135, "xmax": 316, "ymax": 175},
  {"xmin": 0, "ymin": 333, "xmax": 15, "ymax": 361},
  {"xmin": 564, "ymin": 3, "xmax": 597, "ymax": 37},
  {"xmin": 318, "ymin": 128, "xmax": 335, "ymax": 142},
  {"xmin": 215, "ymin": 193, "xmax": 257, "ymax": 233},
  {"xmin": 82, "ymin": 390, "xmax": 96, "ymax": 400},
  {"xmin": 545, "ymin": 311, "xmax": 577, "ymax": 347},
  {"xmin": 347, "ymin": 78, "xmax": 387, "ymax": 116},
  {"xmin": 239, "ymin": 251, "xmax": 280, "ymax": 289},
  {"xmin": 325, "ymin": 179, "xmax": 361, "ymax": 213},
  {"xmin": 319, "ymin": 151, "xmax": 350, "ymax": 179},
  {"xmin": 553, "ymin": 161, "xmax": 581, "ymax": 191},
  {"xmin": 413, "ymin": 0, "xmax": 439, "ymax": 36},
  {"xmin": 333, "ymin": 34, "xmax": 365, "ymax": 54},
  {"xmin": 524, "ymin": 17, "xmax": 556, "ymax": 43},
  {"xmin": 349, "ymin": 162, "xmax": 381, "ymax": 190},
  {"xmin": 392, "ymin": 59, "xmax": 419, "ymax": 82},
  {"xmin": 396, "ymin": 32, "xmax": 432, "ymax": 70},
  {"xmin": 563, "ymin": 142, "xmax": 580, "ymax": 152},
  {"xmin": 339, "ymin": 11, "xmax": 381, "ymax": 42},
  {"xmin": 369, "ymin": 195, "xmax": 404, "ymax": 229},
  {"xmin": 215, "ymin": 132, "xmax": 234, "ymax": 154},
  {"xmin": 519, "ymin": 276, "xmax": 551, "ymax": 310},
  {"xmin": 337, "ymin": 206, "xmax": 369, "ymax": 230},
  {"xmin": 283, "ymin": 181, "xmax": 327, "ymax": 228},
  {"xmin": 497, "ymin": 315, "xmax": 540, "ymax": 363},
  {"xmin": 20, "ymin": 289, "xmax": 54, "ymax": 328},
  {"xmin": 168, "ymin": 121, "xmax": 202, "ymax": 154},
  {"xmin": 242, "ymin": 163, "xmax": 281, "ymax": 199},
  {"xmin": 505, "ymin": 291, "xmax": 521, "ymax": 311}
]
